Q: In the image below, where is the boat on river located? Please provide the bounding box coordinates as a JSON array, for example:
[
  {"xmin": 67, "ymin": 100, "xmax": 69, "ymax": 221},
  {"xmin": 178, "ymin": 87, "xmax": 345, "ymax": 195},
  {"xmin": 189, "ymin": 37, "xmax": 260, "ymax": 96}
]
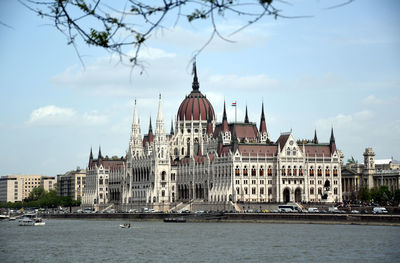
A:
[
  {"xmin": 163, "ymin": 217, "xmax": 186, "ymax": 223},
  {"xmin": 120, "ymin": 223, "xmax": 131, "ymax": 228},
  {"xmin": 19, "ymin": 214, "xmax": 45, "ymax": 226}
]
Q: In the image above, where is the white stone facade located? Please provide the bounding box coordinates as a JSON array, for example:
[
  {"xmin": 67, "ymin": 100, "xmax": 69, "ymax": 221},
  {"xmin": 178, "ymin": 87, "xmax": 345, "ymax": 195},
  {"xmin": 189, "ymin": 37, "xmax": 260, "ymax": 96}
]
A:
[{"xmin": 83, "ymin": 65, "xmax": 344, "ymax": 210}]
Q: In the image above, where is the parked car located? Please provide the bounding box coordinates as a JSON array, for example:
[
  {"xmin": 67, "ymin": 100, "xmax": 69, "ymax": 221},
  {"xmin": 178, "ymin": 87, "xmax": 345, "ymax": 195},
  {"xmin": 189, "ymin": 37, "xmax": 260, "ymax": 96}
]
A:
[
  {"xmin": 350, "ymin": 210, "xmax": 360, "ymax": 214},
  {"xmin": 308, "ymin": 207, "xmax": 319, "ymax": 213},
  {"xmin": 328, "ymin": 207, "xmax": 339, "ymax": 213},
  {"xmin": 279, "ymin": 208, "xmax": 293, "ymax": 213},
  {"xmin": 373, "ymin": 207, "xmax": 388, "ymax": 214}
]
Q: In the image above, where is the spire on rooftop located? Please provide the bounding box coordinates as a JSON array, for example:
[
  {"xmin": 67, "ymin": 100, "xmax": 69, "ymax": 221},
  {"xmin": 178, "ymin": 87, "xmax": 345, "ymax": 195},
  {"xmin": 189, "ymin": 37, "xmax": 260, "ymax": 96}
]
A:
[
  {"xmin": 192, "ymin": 60, "xmax": 199, "ymax": 91},
  {"xmin": 244, "ymin": 105, "xmax": 249, "ymax": 123}
]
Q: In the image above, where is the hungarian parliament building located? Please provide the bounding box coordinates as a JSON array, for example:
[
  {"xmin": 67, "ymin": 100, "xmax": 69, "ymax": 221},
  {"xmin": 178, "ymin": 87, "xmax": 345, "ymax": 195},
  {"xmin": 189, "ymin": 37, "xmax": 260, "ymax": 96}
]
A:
[{"xmin": 82, "ymin": 63, "xmax": 344, "ymax": 211}]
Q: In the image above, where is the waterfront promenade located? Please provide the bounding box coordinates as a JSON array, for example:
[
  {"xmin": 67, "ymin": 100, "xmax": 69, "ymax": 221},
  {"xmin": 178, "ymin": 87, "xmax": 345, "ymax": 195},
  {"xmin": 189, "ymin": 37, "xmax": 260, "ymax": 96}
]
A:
[{"xmin": 44, "ymin": 212, "xmax": 400, "ymax": 226}]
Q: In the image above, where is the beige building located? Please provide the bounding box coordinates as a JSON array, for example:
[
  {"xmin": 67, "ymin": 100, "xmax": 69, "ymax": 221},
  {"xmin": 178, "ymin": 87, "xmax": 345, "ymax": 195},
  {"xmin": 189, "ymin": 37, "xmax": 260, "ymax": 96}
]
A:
[
  {"xmin": 57, "ymin": 168, "xmax": 86, "ymax": 200},
  {"xmin": 0, "ymin": 174, "xmax": 56, "ymax": 203},
  {"xmin": 341, "ymin": 148, "xmax": 400, "ymax": 200}
]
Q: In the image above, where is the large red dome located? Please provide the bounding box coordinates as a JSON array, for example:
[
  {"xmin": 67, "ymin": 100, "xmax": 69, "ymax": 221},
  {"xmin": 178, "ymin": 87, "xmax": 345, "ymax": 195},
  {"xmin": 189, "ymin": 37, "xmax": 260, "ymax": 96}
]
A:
[
  {"xmin": 177, "ymin": 90, "xmax": 215, "ymax": 121},
  {"xmin": 177, "ymin": 62, "xmax": 215, "ymax": 121}
]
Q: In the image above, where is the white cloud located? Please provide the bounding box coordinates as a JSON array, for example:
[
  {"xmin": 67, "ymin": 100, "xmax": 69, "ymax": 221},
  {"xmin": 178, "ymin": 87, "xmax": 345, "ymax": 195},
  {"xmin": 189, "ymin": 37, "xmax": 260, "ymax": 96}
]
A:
[
  {"xmin": 27, "ymin": 105, "xmax": 76, "ymax": 126},
  {"xmin": 315, "ymin": 110, "xmax": 374, "ymax": 131},
  {"xmin": 27, "ymin": 105, "xmax": 108, "ymax": 127},
  {"xmin": 362, "ymin": 95, "xmax": 399, "ymax": 106}
]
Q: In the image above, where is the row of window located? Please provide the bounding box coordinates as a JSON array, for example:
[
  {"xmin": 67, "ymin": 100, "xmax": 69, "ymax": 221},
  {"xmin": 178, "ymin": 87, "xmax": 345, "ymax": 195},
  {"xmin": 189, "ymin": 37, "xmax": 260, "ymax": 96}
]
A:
[
  {"xmin": 234, "ymin": 166, "xmax": 339, "ymax": 177},
  {"xmin": 236, "ymin": 187, "xmax": 272, "ymax": 195},
  {"xmin": 282, "ymin": 179, "xmax": 303, "ymax": 185},
  {"xmin": 235, "ymin": 179, "xmax": 273, "ymax": 185},
  {"xmin": 235, "ymin": 168, "xmax": 273, "ymax": 176},
  {"xmin": 310, "ymin": 180, "xmax": 338, "ymax": 185}
]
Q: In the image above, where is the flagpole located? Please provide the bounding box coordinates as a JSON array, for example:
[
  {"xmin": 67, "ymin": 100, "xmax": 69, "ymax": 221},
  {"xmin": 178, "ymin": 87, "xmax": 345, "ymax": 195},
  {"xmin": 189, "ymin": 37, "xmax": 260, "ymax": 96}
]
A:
[{"xmin": 235, "ymin": 100, "xmax": 237, "ymax": 123}]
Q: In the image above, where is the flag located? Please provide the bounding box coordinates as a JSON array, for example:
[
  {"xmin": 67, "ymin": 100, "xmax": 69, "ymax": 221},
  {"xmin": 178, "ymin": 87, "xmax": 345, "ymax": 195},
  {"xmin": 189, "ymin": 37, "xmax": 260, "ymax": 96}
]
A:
[{"xmin": 232, "ymin": 101, "xmax": 237, "ymax": 107}]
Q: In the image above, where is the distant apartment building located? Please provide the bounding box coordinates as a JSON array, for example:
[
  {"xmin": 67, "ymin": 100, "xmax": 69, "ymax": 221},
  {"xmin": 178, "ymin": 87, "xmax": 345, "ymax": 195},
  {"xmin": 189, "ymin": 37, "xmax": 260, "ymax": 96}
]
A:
[
  {"xmin": 57, "ymin": 168, "xmax": 86, "ymax": 200},
  {"xmin": 0, "ymin": 174, "xmax": 56, "ymax": 203}
]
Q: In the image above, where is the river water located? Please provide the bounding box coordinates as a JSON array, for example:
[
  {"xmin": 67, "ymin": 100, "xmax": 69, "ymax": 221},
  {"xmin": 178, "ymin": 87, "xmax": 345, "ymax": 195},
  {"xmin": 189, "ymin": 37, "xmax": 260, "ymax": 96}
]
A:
[{"xmin": 1, "ymin": 219, "xmax": 399, "ymax": 263}]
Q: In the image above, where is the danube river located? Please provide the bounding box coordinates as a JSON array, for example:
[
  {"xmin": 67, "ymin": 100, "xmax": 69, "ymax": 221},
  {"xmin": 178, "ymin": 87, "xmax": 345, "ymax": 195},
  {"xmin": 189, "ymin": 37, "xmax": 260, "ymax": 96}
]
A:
[{"xmin": 1, "ymin": 219, "xmax": 399, "ymax": 262}]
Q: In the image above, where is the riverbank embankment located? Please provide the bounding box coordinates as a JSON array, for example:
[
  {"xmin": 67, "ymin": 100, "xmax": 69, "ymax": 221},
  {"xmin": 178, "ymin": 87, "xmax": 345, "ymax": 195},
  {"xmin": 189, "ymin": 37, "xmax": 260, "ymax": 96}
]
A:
[{"xmin": 43, "ymin": 212, "xmax": 400, "ymax": 226}]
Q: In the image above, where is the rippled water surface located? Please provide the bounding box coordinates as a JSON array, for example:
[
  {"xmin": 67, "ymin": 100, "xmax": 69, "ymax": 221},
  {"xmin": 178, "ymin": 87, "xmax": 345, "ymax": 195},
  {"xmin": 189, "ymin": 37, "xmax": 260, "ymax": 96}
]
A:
[{"xmin": 1, "ymin": 219, "xmax": 399, "ymax": 262}]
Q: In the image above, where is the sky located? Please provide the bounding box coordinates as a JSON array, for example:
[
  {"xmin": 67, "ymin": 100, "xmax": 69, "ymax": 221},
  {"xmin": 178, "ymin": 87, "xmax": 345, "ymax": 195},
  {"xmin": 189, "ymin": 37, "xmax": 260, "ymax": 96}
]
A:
[{"xmin": 0, "ymin": 0, "xmax": 399, "ymax": 177}]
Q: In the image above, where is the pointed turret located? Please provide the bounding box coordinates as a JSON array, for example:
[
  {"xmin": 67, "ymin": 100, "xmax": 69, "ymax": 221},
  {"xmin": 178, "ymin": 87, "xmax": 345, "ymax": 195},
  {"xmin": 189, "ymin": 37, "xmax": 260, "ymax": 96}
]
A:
[
  {"xmin": 98, "ymin": 146, "xmax": 103, "ymax": 166},
  {"xmin": 170, "ymin": 119, "xmax": 174, "ymax": 135},
  {"xmin": 156, "ymin": 94, "xmax": 163, "ymax": 123},
  {"xmin": 330, "ymin": 127, "xmax": 336, "ymax": 153},
  {"xmin": 98, "ymin": 146, "xmax": 103, "ymax": 159},
  {"xmin": 192, "ymin": 60, "xmax": 199, "ymax": 91},
  {"xmin": 222, "ymin": 100, "xmax": 229, "ymax": 132},
  {"xmin": 148, "ymin": 117, "xmax": 154, "ymax": 142},
  {"xmin": 313, "ymin": 129, "xmax": 319, "ymax": 144},
  {"xmin": 244, "ymin": 105, "xmax": 249, "ymax": 123},
  {"xmin": 89, "ymin": 147, "xmax": 94, "ymax": 168},
  {"xmin": 155, "ymin": 94, "xmax": 165, "ymax": 138},
  {"xmin": 129, "ymin": 99, "xmax": 143, "ymax": 158},
  {"xmin": 259, "ymin": 102, "xmax": 267, "ymax": 133}
]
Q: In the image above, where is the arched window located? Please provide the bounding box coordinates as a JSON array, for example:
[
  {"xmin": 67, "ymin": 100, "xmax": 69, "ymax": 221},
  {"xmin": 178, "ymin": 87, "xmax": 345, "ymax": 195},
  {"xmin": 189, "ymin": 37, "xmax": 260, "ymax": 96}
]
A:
[
  {"xmin": 309, "ymin": 167, "xmax": 314, "ymax": 176},
  {"xmin": 186, "ymin": 138, "xmax": 190, "ymax": 155},
  {"xmin": 292, "ymin": 149, "xmax": 297, "ymax": 156},
  {"xmin": 282, "ymin": 166, "xmax": 286, "ymax": 176},
  {"xmin": 243, "ymin": 166, "xmax": 248, "ymax": 176},
  {"xmin": 194, "ymin": 138, "xmax": 199, "ymax": 155},
  {"xmin": 260, "ymin": 166, "xmax": 265, "ymax": 176},
  {"xmin": 244, "ymin": 187, "xmax": 248, "ymax": 195},
  {"xmin": 288, "ymin": 166, "xmax": 292, "ymax": 176},
  {"xmin": 325, "ymin": 167, "xmax": 330, "ymax": 176},
  {"xmin": 161, "ymin": 171, "xmax": 166, "ymax": 181},
  {"xmin": 251, "ymin": 167, "xmax": 256, "ymax": 176},
  {"xmin": 299, "ymin": 166, "xmax": 303, "ymax": 176},
  {"xmin": 236, "ymin": 187, "xmax": 240, "ymax": 194},
  {"xmin": 235, "ymin": 166, "xmax": 240, "ymax": 176},
  {"xmin": 293, "ymin": 166, "xmax": 297, "ymax": 176},
  {"xmin": 318, "ymin": 188, "xmax": 322, "ymax": 195},
  {"xmin": 310, "ymin": 187, "xmax": 314, "ymax": 195},
  {"xmin": 333, "ymin": 167, "xmax": 338, "ymax": 176},
  {"xmin": 267, "ymin": 166, "xmax": 272, "ymax": 176},
  {"xmin": 317, "ymin": 166, "xmax": 322, "ymax": 176},
  {"xmin": 334, "ymin": 187, "xmax": 338, "ymax": 195},
  {"xmin": 286, "ymin": 148, "xmax": 291, "ymax": 156}
]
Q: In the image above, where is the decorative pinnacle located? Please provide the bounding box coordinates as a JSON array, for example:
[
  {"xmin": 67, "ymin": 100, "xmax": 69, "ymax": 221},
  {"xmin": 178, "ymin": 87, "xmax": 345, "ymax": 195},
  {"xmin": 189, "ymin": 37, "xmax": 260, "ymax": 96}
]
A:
[
  {"xmin": 244, "ymin": 105, "xmax": 249, "ymax": 123},
  {"xmin": 192, "ymin": 60, "xmax": 199, "ymax": 91}
]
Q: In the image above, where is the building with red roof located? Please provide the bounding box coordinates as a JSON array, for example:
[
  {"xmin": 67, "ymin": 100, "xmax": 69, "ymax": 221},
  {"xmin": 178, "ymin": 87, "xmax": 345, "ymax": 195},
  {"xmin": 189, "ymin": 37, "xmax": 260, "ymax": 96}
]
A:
[{"xmin": 83, "ymin": 62, "xmax": 344, "ymax": 211}]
